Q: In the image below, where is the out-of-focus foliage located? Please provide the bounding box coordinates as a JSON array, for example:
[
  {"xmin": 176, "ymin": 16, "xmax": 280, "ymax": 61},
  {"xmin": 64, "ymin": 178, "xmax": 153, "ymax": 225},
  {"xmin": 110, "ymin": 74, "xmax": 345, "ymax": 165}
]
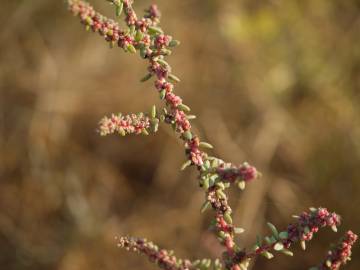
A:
[{"xmin": 0, "ymin": 0, "xmax": 359, "ymax": 269}]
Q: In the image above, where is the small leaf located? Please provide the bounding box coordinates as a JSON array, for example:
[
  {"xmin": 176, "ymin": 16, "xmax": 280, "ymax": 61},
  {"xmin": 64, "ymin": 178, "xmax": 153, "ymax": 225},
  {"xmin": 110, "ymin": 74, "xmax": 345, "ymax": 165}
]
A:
[
  {"xmin": 177, "ymin": 104, "xmax": 191, "ymax": 112},
  {"xmin": 201, "ymin": 201, "xmax": 211, "ymax": 213},
  {"xmin": 129, "ymin": 25, "xmax": 136, "ymax": 35},
  {"xmin": 140, "ymin": 48, "xmax": 147, "ymax": 59},
  {"xmin": 148, "ymin": 26, "xmax": 163, "ymax": 35},
  {"xmin": 300, "ymin": 240, "xmax": 306, "ymax": 250},
  {"xmin": 119, "ymin": 128, "xmax": 126, "ymax": 136},
  {"xmin": 281, "ymin": 249, "xmax": 293, "ymax": 256},
  {"xmin": 150, "ymin": 119, "xmax": 159, "ymax": 133},
  {"xmin": 234, "ymin": 227, "xmax": 245, "ymax": 234},
  {"xmin": 115, "ymin": 2, "xmax": 123, "ymax": 17},
  {"xmin": 142, "ymin": 129, "xmax": 149, "ymax": 136},
  {"xmin": 140, "ymin": 73, "xmax": 153, "ymax": 82},
  {"xmin": 183, "ymin": 130, "xmax": 193, "ymax": 140},
  {"xmin": 239, "ymin": 263, "xmax": 247, "ymax": 270},
  {"xmin": 237, "ymin": 180, "xmax": 246, "ymax": 190},
  {"xmin": 279, "ymin": 231, "xmax": 289, "ymax": 240},
  {"xmin": 274, "ymin": 242, "xmax": 284, "ymax": 251},
  {"xmin": 261, "ymin": 251, "xmax": 274, "ymax": 259},
  {"xmin": 151, "ymin": 105, "xmax": 157, "ymax": 118},
  {"xmin": 202, "ymin": 178, "xmax": 210, "ymax": 190},
  {"xmin": 127, "ymin": 44, "xmax": 136, "ymax": 53},
  {"xmin": 267, "ymin": 222, "xmax": 279, "ymax": 239},
  {"xmin": 159, "ymin": 89, "xmax": 166, "ymax": 100},
  {"xmin": 135, "ymin": 30, "xmax": 143, "ymax": 42},
  {"xmin": 224, "ymin": 211, "xmax": 233, "ymax": 224},
  {"xmin": 169, "ymin": 40, "xmax": 181, "ymax": 47},
  {"xmin": 215, "ymin": 182, "xmax": 225, "ymax": 189},
  {"xmin": 169, "ymin": 74, "xmax": 181, "ymax": 82},
  {"xmin": 186, "ymin": 115, "xmax": 196, "ymax": 120},
  {"xmin": 157, "ymin": 59, "xmax": 169, "ymax": 67},
  {"xmin": 199, "ymin": 142, "xmax": 214, "ymax": 149},
  {"xmin": 180, "ymin": 160, "xmax": 192, "ymax": 171},
  {"xmin": 216, "ymin": 189, "xmax": 226, "ymax": 200}
]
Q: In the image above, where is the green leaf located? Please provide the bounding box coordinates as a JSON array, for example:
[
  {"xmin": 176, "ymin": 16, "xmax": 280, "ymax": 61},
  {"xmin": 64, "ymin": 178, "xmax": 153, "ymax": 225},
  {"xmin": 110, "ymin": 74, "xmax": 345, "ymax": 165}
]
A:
[
  {"xmin": 169, "ymin": 40, "xmax": 181, "ymax": 47},
  {"xmin": 237, "ymin": 180, "xmax": 246, "ymax": 190},
  {"xmin": 215, "ymin": 182, "xmax": 225, "ymax": 189},
  {"xmin": 279, "ymin": 231, "xmax": 289, "ymax": 240},
  {"xmin": 148, "ymin": 26, "xmax": 163, "ymax": 35},
  {"xmin": 267, "ymin": 222, "xmax": 279, "ymax": 239},
  {"xmin": 216, "ymin": 189, "xmax": 226, "ymax": 200},
  {"xmin": 199, "ymin": 142, "xmax": 214, "ymax": 149},
  {"xmin": 261, "ymin": 251, "xmax": 274, "ymax": 259},
  {"xmin": 300, "ymin": 240, "xmax": 306, "ymax": 250},
  {"xmin": 140, "ymin": 73, "xmax": 153, "ymax": 82},
  {"xmin": 234, "ymin": 227, "xmax": 245, "ymax": 234},
  {"xmin": 180, "ymin": 160, "xmax": 192, "ymax": 171},
  {"xmin": 150, "ymin": 119, "xmax": 159, "ymax": 133},
  {"xmin": 159, "ymin": 89, "xmax": 166, "ymax": 100},
  {"xmin": 183, "ymin": 131, "xmax": 193, "ymax": 140},
  {"xmin": 157, "ymin": 59, "xmax": 169, "ymax": 67},
  {"xmin": 169, "ymin": 74, "xmax": 181, "ymax": 83},
  {"xmin": 140, "ymin": 48, "xmax": 147, "ymax": 59},
  {"xmin": 224, "ymin": 211, "xmax": 233, "ymax": 224},
  {"xmin": 281, "ymin": 249, "xmax": 293, "ymax": 256},
  {"xmin": 200, "ymin": 201, "xmax": 211, "ymax": 213},
  {"xmin": 202, "ymin": 178, "xmax": 210, "ymax": 190},
  {"xmin": 177, "ymin": 104, "xmax": 191, "ymax": 112},
  {"xmin": 151, "ymin": 105, "xmax": 157, "ymax": 118},
  {"xmin": 142, "ymin": 129, "xmax": 149, "ymax": 136},
  {"xmin": 135, "ymin": 30, "xmax": 143, "ymax": 42},
  {"xmin": 274, "ymin": 242, "xmax": 284, "ymax": 251},
  {"xmin": 115, "ymin": 2, "xmax": 123, "ymax": 17},
  {"xmin": 127, "ymin": 44, "xmax": 136, "ymax": 54}
]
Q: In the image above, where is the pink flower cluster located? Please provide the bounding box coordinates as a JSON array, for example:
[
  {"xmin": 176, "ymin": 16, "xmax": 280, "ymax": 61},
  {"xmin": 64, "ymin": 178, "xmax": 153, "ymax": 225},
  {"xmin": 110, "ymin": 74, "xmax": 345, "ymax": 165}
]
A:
[
  {"xmin": 145, "ymin": 4, "xmax": 161, "ymax": 21},
  {"xmin": 285, "ymin": 208, "xmax": 341, "ymax": 247},
  {"xmin": 116, "ymin": 236, "xmax": 193, "ymax": 270},
  {"xmin": 68, "ymin": 0, "xmax": 159, "ymax": 51},
  {"xmin": 216, "ymin": 162, "xmax": 258, "ymax": 183},
  {"xmin": 319, "ymin": 231, "xmax": 358, "ymax": 270},
  {"xmin": 185, "ymin": 137, "xmax": 206, "ymax": 166},
  {"xmin": 99, "ymin": 113, "xmax": 150, "ymax": 136}
]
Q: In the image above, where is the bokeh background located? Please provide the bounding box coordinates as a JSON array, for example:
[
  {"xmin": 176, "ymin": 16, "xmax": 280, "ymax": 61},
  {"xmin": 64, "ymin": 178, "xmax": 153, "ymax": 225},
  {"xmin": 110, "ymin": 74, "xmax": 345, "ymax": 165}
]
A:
[{"xmin": 1, "ymin": 0, "xmax": 360, "ymax": 269}]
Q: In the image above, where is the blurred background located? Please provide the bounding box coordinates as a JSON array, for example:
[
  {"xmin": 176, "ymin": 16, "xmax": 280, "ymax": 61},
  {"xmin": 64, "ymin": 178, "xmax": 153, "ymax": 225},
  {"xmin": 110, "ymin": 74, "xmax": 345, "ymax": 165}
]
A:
[{"xmin": 1, "ymin": 0, "xmax": 360, "ymax": 269}]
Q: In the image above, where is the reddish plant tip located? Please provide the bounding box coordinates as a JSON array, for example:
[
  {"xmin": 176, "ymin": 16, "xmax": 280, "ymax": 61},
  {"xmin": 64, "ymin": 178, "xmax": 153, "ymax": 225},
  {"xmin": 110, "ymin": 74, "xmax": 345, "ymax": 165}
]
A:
[
  {"xmin": 99, "ymin": 113, "xmax": 150, "ymax": 136},
  {"xmin": 216, "ymin": 162, "xmax": 259, "ymax": 183},
  {"xmin": 317, "ymin": 231, "xmax": 358, "ymax": 270}
]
